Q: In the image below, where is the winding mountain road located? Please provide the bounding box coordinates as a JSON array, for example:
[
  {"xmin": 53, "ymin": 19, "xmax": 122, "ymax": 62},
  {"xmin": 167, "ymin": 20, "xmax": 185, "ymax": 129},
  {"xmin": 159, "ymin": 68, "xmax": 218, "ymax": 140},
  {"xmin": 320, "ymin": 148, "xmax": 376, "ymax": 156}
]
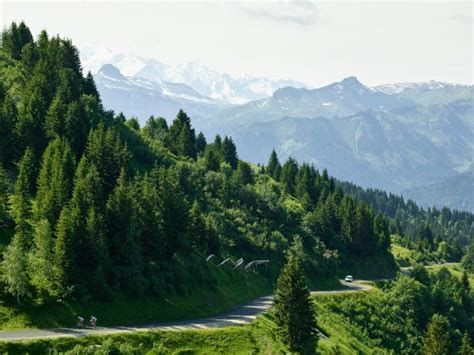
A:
[{"xmin": 0, "ymin": 280, "xmax": 372, "ymax": 342}]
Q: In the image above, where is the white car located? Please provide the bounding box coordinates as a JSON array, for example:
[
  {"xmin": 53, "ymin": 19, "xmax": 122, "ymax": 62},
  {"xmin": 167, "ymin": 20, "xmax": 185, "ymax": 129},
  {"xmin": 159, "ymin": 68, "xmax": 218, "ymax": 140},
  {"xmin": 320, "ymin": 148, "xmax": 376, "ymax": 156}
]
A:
[{"xmin": 344, "ymin": 275, "xmax": 354, "ymax": 282}]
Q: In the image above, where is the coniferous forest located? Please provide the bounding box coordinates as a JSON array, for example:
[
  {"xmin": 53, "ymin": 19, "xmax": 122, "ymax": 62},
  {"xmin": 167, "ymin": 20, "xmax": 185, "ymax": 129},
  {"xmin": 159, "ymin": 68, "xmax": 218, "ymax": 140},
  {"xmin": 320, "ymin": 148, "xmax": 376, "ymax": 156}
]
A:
[{"xmin": 0, "ymin": 22, "xmax": 473, "ymax": 354}]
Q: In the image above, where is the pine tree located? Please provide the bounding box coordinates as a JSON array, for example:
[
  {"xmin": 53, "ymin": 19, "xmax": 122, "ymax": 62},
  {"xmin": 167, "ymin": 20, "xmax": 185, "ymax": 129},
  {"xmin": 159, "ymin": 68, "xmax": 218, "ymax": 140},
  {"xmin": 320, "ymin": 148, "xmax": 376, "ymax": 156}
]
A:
[
  {"xmin": 234, "ymin": 161, "xmax": 254, "ymax": 185},
  {"xmin": 195, "ymin": 132, "xmax": 207, "ymax": 156},
  {"xmin": 373, "ymin": 214, "xmax": 390, "ymax": 251},
  {"xmin": 188, "ymin": 201, "xmax": 208, "ymax": 251},
  {"xmin": 85, "ymin": 124, "xmax": 130, "ymax": 197},
  {"xmin": 0, "ymin": 90, "xmax": 18, "ymax": 166},
  {"xmin": 168, "ymin": 110, "xmax": 196, "ymax": 158},
  {"xmin": 0, "ymin": 165, "xmax": 10, "ymax": 226},
  {"xmin": 83, "ymin": 71, "xmax": 100, "ymax": 98},
  {"xmin": 156, "ymin": 168, "xmax": 190, "ymax": 259},
  {"xmin": 34, "ymin": 138, "xmax": 75, "ymax": 226},
  {"xmin": 422, "ymin": 314, "xmax": 451, "ymax": 355},
  {"xmin": 28, "ymin": 219, "xmax": 57, "ymax": 300},
  {"xmin": 222, "ymin": 136, "xmax": 238, "ymax": 169},
  {"xmin": 203, "ymin": 146, "xmax": 221, "ymax": 172},
  {"xmin": 280, "ymin": 157, "xmax": 298, "ymax": 195},
  {"xmin": 1, "ymin": 21, "xmax": 33, "ymax": 60},
  {"xmin": 54, "ymin": 158, "xmax": 106, "ymax": 296},
  {"xmin": 1, "ymin": 236, "xmax": 30, "ymax": 304},
  {"xmin": 106, "ymin": 170, "xmax": 145, "ymax": 294},
  {"xmin": 267, "ymin": 149, "xmax": 281, "ymax": 179},
  {"xmin": 458, "ymin": 332, "xmax": 472, "ymax": 355},
  {"xmin": 16, "ymin": 70, "xmax": 49, "ymax": 156},
  {"xmin": 9, "ymin": 148, "xmax": 36, "ymax": 243},
  {"xmin": 274, "ymin": 254, "xmax": 318, "ymax": 354}
]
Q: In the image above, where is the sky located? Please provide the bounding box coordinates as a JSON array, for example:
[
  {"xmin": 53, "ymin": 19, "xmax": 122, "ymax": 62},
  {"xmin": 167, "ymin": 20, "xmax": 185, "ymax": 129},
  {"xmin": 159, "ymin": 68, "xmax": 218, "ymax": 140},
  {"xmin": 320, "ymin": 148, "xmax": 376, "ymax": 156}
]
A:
[{"xmin": 1, "ymin": 1, "xmax": 472, "ymax": 87}]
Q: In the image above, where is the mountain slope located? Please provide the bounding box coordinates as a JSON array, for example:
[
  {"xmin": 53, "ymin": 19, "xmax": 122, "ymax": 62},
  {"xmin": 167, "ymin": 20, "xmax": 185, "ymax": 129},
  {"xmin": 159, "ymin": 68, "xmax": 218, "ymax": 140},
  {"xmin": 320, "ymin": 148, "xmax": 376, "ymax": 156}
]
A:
[
  {"xmin": 209, "ymin": 100, "xmax": 473, "ymax": 193},
  {"xmin": 94, "ymin": 64, "xmax": 223, "ymax": 120},
  {"xmin": 209, "ymin": 76, "xmax": 414, "ymax": 127},
  {"xmin": 403, "ymin": 172, "xmax": 474, "ymax": 212}
]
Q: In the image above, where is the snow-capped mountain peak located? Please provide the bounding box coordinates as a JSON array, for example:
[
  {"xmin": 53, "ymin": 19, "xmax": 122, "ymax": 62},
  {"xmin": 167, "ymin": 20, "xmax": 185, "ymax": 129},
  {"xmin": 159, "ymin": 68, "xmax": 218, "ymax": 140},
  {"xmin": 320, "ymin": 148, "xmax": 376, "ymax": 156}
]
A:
[{"xmin": 80, "ymin": 46, "xmax": 309, "ymax": 105}]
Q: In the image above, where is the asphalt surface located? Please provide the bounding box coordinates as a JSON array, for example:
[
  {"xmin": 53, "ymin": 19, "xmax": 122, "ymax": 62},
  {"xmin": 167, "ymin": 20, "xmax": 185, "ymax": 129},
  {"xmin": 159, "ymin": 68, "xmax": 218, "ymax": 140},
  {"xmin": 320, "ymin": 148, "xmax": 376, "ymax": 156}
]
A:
[{"xmin": 0, "ymin": 280, "xmax": 372, "ymax": 342}]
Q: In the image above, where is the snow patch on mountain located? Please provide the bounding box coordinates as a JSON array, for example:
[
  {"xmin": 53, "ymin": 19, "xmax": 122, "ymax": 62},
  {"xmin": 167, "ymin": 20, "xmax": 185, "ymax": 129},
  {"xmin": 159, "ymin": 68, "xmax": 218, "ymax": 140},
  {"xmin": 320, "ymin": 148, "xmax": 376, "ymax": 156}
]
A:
[{"xmin": 372, "ymin": 80, "xmax": 461, "ymax": 94}]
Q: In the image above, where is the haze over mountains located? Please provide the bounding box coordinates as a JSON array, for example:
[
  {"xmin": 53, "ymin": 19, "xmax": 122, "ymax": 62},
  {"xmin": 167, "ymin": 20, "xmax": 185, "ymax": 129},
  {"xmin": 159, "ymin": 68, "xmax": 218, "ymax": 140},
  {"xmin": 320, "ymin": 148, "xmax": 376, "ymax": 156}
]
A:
[{"xmin": 82, "ymin": 48, "xmax": 474, "ymax": 212}]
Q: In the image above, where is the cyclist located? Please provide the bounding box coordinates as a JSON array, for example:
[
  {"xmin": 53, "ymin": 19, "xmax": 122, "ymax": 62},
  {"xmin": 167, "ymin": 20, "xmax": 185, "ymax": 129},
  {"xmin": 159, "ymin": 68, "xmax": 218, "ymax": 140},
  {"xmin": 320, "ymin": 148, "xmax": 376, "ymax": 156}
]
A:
[
  {"xmin": 77, "ymin": 316, "xmax": 84, "ymax": 328},
  {"xmin": 90, "ymin": 315, "xmax": 97, "ymax": 328}
]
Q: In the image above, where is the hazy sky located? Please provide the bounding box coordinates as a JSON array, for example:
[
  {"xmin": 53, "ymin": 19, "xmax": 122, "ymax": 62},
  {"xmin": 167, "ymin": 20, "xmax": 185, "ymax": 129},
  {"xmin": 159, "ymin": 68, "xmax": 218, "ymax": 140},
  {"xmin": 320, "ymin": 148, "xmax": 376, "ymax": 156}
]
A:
[{"xmin": 1, "ymin": 1, "xmax": 472, "ymax": 87}]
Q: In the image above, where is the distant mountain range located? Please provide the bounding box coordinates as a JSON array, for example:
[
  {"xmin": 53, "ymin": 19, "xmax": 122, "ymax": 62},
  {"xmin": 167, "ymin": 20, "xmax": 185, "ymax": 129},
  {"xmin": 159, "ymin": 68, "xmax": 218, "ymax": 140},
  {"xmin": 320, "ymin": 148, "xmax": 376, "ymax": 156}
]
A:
[
  {"xmin": 83, "ymin": 48, "xmax": 474, "ymax": 212},
  {"xmin": 94, "ymin": 64, "xmax": 223, "ymax": 120},
  {"xmin": 80, "ymin": 47, "xmax": 307, "ymax": 104}
]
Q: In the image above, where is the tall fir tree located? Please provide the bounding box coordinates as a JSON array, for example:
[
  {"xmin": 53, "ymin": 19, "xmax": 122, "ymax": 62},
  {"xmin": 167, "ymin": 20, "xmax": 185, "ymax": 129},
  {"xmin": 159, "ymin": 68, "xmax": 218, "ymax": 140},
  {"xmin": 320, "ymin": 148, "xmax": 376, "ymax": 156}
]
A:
[
  {"xmin": 266, "ymin": 149, "xmax": 281, "ymax": 179},
  {"xmin": 422, "ymin": 314, "xmax": 451, "ymax": 355},
  {"xmin": 33, "ymin": 138, "xmax": 75, "ymax": 226},
  {"xmin": 234, "ymin": 161, "xmax": 254, "ymax": 185},
  {"xmin": 195, "ymin": 132, "xmax": 207, "ymax": 156},
  {"xmin": 54, "ymin": 158, "xmax": 106, "ymax": 296},
  {"xmin": 9, "ymin": 148, "xmax": 37, "ymax": 245},
  {"xmin": 222, "ymin": 136, "xmax": 238, "ymax": 169},
  {"xmin": 28, "ymin": 219, "xmax": 57, "ymax": 300},
  {"xmin": 274, "ymin": 254, "xmax": 318, "ymax": 354},
  {"xmin": 280, "ymin": 157, "xmax": 298, "ymax": 195},
  {"xmin": 1, "ymin": 236, "xmax": 30, "ymax": 304},
  {"xmin": 167, "ymin": 110, "xmax": 196, "ymax": 158},
  {"xmin": 106, "ymin": 170, "xmax": 145, "ymax": 294}
]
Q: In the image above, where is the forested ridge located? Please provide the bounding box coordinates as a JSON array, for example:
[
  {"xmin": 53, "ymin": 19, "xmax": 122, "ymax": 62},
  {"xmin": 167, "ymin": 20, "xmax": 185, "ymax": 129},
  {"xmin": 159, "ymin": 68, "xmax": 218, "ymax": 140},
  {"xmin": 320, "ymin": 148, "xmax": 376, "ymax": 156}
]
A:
[{"xmin": 0, "ymin": 21, "xmax": 471, "ymax": 310}]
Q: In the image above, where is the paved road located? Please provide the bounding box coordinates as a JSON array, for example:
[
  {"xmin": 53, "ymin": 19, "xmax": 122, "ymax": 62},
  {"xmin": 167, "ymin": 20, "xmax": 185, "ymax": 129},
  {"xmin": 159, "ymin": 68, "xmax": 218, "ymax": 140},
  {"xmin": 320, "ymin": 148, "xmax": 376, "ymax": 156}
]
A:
[{"xmin": 0, "ymin": 280, "xmax": 372, "ymax": 342}]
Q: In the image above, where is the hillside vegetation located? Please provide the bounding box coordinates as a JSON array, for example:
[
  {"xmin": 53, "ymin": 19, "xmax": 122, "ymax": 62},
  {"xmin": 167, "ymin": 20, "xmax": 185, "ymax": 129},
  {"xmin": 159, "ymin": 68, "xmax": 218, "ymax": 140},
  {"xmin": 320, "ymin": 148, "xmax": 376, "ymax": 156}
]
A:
[{"xmin": 0, "ymin": 22, "xmax": 397, "ymax": 328}]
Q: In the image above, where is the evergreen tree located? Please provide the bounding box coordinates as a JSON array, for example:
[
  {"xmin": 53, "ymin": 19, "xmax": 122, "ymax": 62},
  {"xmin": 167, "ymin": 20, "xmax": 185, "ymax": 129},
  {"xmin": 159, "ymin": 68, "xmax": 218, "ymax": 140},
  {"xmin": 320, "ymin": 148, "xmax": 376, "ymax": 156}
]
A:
[
  {"xmin": 267, "ymin": 149, "xmax": 281, "ymax": 179},
  {"xmin": 234, "ymin": 161, "xmax": 254, "ymax": 185},
  {"xmin": 0, "ymin": 90, "xmax": 18, "ymax": 166},
  {"xmin": 85, "ymin": 124, "xmax": 130, "ymax": 197},
  {"xmin": 34, "ymin": 138, "xmax": 75, "ymax": 226},
  {"xmin": 280, "ymin": 157, "xmax": 299, "ymax": 195},
  {"xmin": 203, "ymin": 146, "xmax": 221, "ymax": 172},
  {"xmin": 0, "ymin": 166, "xmax": 10, "ymax": 226},
  {"xmin": 1, "ymin": 21, "xmax": 33, "ymax": 60},
  {"xmin": 422, "ymin": 314, "xmax": 451, "ymax": 355},
  {"xmin": 16, "ymin": 75, "xmax": 49, "ymax": 157},
  {"xmin": 167, "ymin": 110, "xmax": 196, "ymax": 158},
  {"xmin": 1, "ymin": 236, "xmax": 30, "ymax": 304},
  {"xmin": 274, "ymin": 254, "xmax": 317, "ymax": 354},
  {"xmin": 195, "ymin": 132, "xmax": 207, "ymax": 156},
  {"xmin": 54, "ymin": 158, "xmax": 106, "ymax": 296},
  {"xmin": 106, "ymin": 170, "xmax": 145, "ymax": 294},
  {"xmin": 188, "ymin": 201, "xmax": 208, "ymax": 251},
  {"xmin": 374, "ymin": 214, "xmax": 391, "ymax": 251},
  {"xmin": 82, "ymin": 71, "xmax": 100, "ymax": 98},
  {"xmin": 156, "ymin": 168, "xmax": 190, "ymax": 259},
  {"xmin": 9, "ymin": 148, "xmax": 37, "ymax": 243},
  {"xmin": 143, "ymin": 116, "xmax": 168, "ymax": 140},
  {"xmin": 458, "ymin": 332, "xmax": 472, "ymax": 355},
  {"xmin": 28, "ymin": 219, "xmax": 57, "ymax": 300},
  {"xmin": 222, "ymin": 136, "xmax": 238, "ymax": 169}
]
